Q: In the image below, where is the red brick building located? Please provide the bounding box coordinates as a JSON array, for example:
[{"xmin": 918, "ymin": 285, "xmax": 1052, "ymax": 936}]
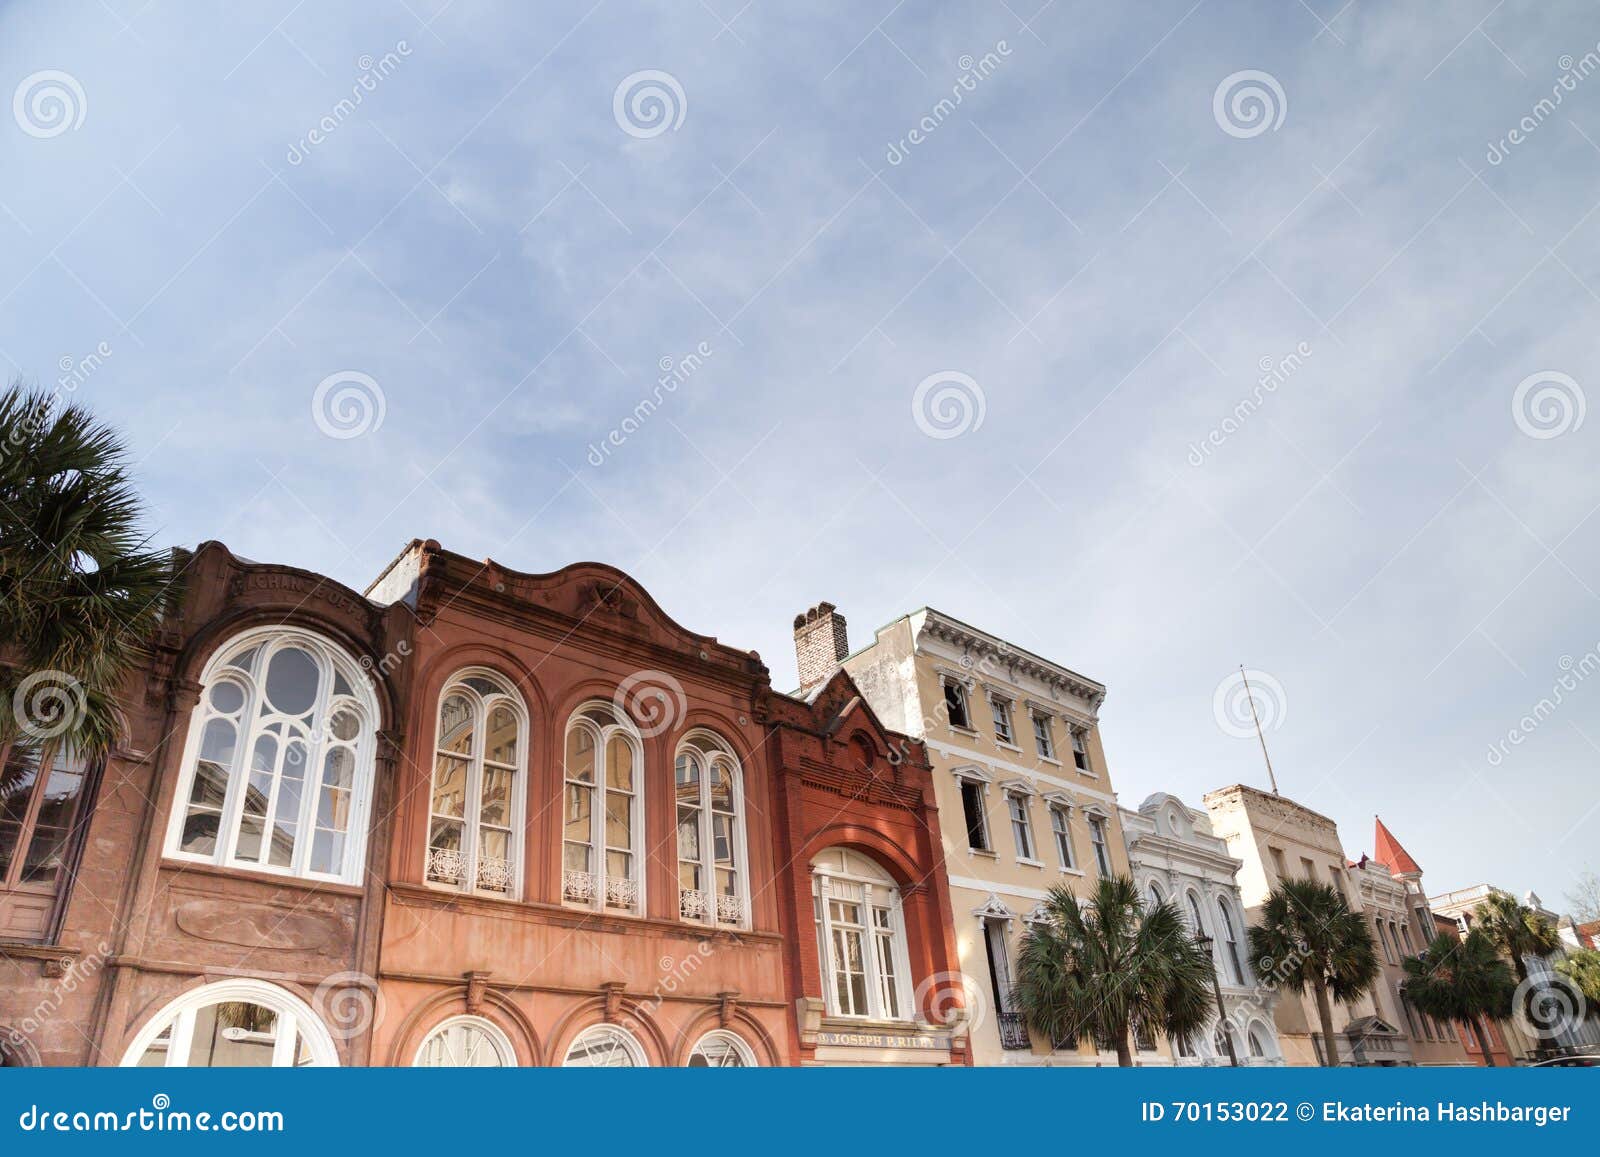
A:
[{"xmin": 0, "ymin": 540, "xmax": 965, "ymax": 1067}]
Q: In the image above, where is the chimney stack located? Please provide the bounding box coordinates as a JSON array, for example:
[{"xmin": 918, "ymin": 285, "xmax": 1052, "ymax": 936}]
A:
[{"xmin": 793, "ymin": 602, "xmax": 848, "ymax": 693}]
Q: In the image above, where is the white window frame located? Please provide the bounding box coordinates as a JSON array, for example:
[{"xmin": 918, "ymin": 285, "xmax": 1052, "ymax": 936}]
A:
[
  {"xmin": 119, "ymin": 979, "xmax": 339, "ymax": 1067},
  {"xmin": 413, "ymin": 1015, "xmax": 517, "ymax": 1066},
  {"xmin": 988, "ymin": 693, "xmax": 1016, "ymax": 746},
  {"xmin": 563, "ymin": 1024, "xmax": 648, "ymax": 1066},
  {"xmin": 1085, "ymin": 808, "xmax": 1112, "ymax": 876},
  {"xmin": 424, "ymin": 669, "xmax": 528, "ymax": 898},
  {"xmin": 561, "ymin": 701, "xmax": 645, "ymax": 915},
  {"xmin": 952, "ymin": 767, "xmax": 992, "ymax": 853},
  {"xmin": 1069, "ymin": 726, "xmax": 1091, "ymax": 771},
  {"xmin": 812, "ymin": 849, "xmax": 914, "ymax": 1022},
  {"xmin": 1002, "ymin": 783, "xmax": 1037, "ymax": 863},
  {"xmin": 1044, "ymin": 793, "xmax": 1076, "ymax": 870},
  {"xmin": 1031, "ymin": 711, "xmax": 1055, "ymax": 760},
  {"xmin": 1217, "ymin": 898, "xmax": 1247, "ymax": 985},
  {"xmin": 162, "ymin": 626, "xmax": 378, "ymax": 885},
  {"xmin": 942, "ymin": 677, "xmax": 973, "ymax": 731},
  {"xmin": 674, "ymin": 730, "xmax": 750, "ymax": 929}
]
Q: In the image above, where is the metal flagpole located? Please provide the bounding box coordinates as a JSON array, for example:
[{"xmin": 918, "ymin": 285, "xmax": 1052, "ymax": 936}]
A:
[{"xmin": 1239, "ymin": 665, "xmax": 1279, "ymax": 795}]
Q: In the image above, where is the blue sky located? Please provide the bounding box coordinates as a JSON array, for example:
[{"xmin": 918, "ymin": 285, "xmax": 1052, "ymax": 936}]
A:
[{"xmin": 2, "ymin": 1, "xmax": 1597, "ymax": 910}]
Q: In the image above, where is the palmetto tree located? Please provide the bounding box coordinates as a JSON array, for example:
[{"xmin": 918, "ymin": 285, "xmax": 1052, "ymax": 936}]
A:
[
  {"xmin": 1247, "ymin": 879, "xmax": 1380, "ymax": 1066},
  {"xmin": 1401, "ymin": 930, "xmax": 1515, "ymax": 1066},
  {"xmin": 0, "ymin": 382, "xmax": 171, "ymax": 758},
  {"xmin": 1476, "ymin": 890, "xmax": 1560, "ymax": 986},
  {"xmin": 1012, "ymin": 875, "xmax": 1215, "ymax": 1067},
  {"xmin": 1555, "ymin": 949, "xmax": 1600, "ymax": 1011}
]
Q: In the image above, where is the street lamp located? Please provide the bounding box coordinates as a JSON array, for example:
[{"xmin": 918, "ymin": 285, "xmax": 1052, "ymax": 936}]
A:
[{"xmin": 1196, "ymin": 934, "xmax": 1240, "ymax": 1067}]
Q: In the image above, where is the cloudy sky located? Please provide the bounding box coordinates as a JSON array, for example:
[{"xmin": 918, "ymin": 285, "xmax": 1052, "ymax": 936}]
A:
[{"xmin": 3, "ymin": 1, "xmax": 1596, "ymax": 909}]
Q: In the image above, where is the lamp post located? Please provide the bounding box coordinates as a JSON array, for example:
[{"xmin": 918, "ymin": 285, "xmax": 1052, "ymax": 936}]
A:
[{"xmin": 1196, "ymin": 934, "xmax": 1239, "ymax": 1067}]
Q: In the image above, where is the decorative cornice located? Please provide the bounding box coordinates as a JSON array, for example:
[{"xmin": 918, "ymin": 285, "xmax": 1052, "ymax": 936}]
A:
[{"xmin": 916, "ymin": 612, "xmax": 1106, "ymax": 711}]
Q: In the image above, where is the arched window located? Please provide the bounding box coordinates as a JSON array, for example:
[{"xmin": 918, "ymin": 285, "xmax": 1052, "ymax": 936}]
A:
[
  {"xmin": 121, "ymin": 979, "xmax": 338, "ymax": 1067},
  {"xmin": 811, "ymin": 848, "xmax": 913, "ymax": 1021},
  {"xmin": 674, "ymin": 731, "xmax": 747, "ymax": 927},
  {"xmin": 1147, "ymin": 881, "xmax": 1164, "ymax": 909},
  {"xmin": 414, "ymin": 1016, "xmax": 515, "ymax": 1067},
  {"xmin": 425, "ymin": 670, "xmax": 527, "ymax": 896},
  {"xmin": 1216, "ymin": 899, "xmax": 1246, "ymax": 985},
  {"xmin": 687, "ymin": 1030, "xmax": 757, "ymax": 1067},
  {"xmin": 165, "ymin": 628, "xmax": 377, "ymax": 883},
  {"xmin": 563, "ymin": 1024, "xmax": 646, "ymax": 1067},
  {"xmin": 0, "ymin": 741, "xmax": 91, "ymax": 942},
  {"xmin": 1186, "ymin": 892, "xmax": 1208, "ymax": 938},
  {"xmin": 562, "ymin": 702, "xmax": 643, "ymax": 914},
  {"xmin": 1247, "ymin": 1025, "xmax": 1268, "ymax": 1059}
]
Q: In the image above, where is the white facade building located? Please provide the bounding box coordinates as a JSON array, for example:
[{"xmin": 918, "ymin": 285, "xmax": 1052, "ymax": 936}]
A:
[{"xmin": 1120, "ymin": 793, "xmax": 1283, "ymax": 1066}]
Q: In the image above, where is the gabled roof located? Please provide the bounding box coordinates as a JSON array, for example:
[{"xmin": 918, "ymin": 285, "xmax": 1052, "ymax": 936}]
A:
[{"xmin": 1373, "ymin": 815, "xmax": 1421, "ymax": 876}]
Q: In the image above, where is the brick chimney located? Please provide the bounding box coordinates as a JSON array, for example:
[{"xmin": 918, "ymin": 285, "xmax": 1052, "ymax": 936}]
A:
[{"xmin": 793, "ymin": 602, "xmax": 848, "ymax": 693}]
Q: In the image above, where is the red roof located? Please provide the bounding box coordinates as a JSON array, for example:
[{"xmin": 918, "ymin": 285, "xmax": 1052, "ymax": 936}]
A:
[{"xmin": 1373, "ymin": 816, "xmax": 1421, "ymax": 876}]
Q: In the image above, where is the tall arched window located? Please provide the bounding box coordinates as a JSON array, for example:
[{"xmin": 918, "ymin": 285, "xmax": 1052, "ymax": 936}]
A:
[
  {"xmin": 1247, "ymin": 1025, "xmax": 1268, "ymax": 1059},
  {"xmin": 674, "ymin": 731, "xmax": 747, "ymax": 928},
  {"xmin": 121, "ymin": 979, "xmax": 338, "ymax": 1067},
  {"xmin": 562, "ymin": 702, "xmax": 642, "ymax": 914},
  {"xmin": 811, "ymin": 848, "xmax": 913, "ymax": 1021},
  {"xmin": 414, "ymin": 1016, "xmax": 516, "ymax": 1067},
  {"xmin": 688, "ymin": 1030, "xmax": 757, "ymax": 1067},
  {"xmin": 165, "ymin": 628, "xmax": 377, "ymax": 884},
  {"xmin": 425, "ymin": 670, "xmax": 527, "ymax": 896},
  {"xmin": 1186, "ymin": 892, "xmax": 1208, "ymax": 938},
  {"xmin": 563, "ymin": 1025, "xmax": 646, "ymax": 1067},
  {"xmin": 1217, "ymin": 899, "xmax": 1246, "ymax": 985},
  {"xmin": 1147, "ymin": 881, "xmax": 1164, "ymax": 909}
]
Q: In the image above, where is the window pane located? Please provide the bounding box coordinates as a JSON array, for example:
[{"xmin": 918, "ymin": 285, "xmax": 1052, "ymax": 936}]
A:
[
  {"xmin": 437, "ymin": 694, "xmax": 474, "ymax": 758},
  {"xmin": 708, "ymin": 762, "xmax": 733, "ymax": 810},
  {"xmin": 264, "ymin": 647, "xmax": 320, "ymax": 716},
  {"xmin": 676, "ymin": 805, "xmax": 701, "ymax": 862},
  {"xmin": 431, "ymin": 755, "xmax": 468, "ymax": 819},
  {"xmin": 564, "ymin": 781, "xmax": 591, "ymax": 833},
  {"xmin": 484, "ymin": 705, "xmax": 518, "ymax": 766},
  {"xmin": 712, "ymin": 812, "xmax": 733, "ymax": 864},
  {"xmin": 209, "ymin": 681, "xmax": 245, "ymax": 714},
  {"xmin": 606, "ymin": 737, "xmax": 634, "ymax": 792},
  {"xmin": 605, "ymin": 792, "xmax": 632, "ymax": 849},
  {"xmin": 565, "ymin": 728, "xmax": 595, "ymax": 783},
  {"xmin": 479, "ymin": 766, "xmax": 513, "ymax": 828}
]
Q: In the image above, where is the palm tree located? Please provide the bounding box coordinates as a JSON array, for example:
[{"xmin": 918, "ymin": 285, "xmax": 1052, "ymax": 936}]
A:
[
  {"xmin": 1247, "ymin": 879, "xmax": 1380, "ymax": 1066},
  {"xmin": 1012, "ymin": 875, "xmax": 1215, "ymax": 1067},
  {"xmin": 1401, "ymin": 930, "xmax": 1515, "ymax": 1065},
  {"xmin": 1476, "ymin": 890, "xmax": 1560, "ymax": 986},
  {"xmin": 0, "ymin": 381, "xmax": 171, "ymax": 758},
  {"xmin": 1554, "ymin": 949, "xmax": 1600, "ymax": 1011}
]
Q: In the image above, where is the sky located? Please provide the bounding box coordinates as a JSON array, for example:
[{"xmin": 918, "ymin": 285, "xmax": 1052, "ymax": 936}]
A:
[{"xmin": 2, "ymin": 1, "xmax": 1597, "ymax": 912}]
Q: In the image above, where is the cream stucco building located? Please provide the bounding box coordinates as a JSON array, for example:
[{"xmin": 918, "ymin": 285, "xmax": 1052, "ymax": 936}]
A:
[
  {"xmin": 794, "ymin": 605, "xmax": 1143, "ymax": 1065},
  {"xmin": 1120, "ymin": 793, "xmax": 1283, "ymax": 1065},
  {"xmin": 1202, "ymin": 785, "xmax": 1468, "ymax": 1066}
]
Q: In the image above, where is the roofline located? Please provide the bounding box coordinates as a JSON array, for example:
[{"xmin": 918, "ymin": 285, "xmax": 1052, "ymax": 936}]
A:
[{"xmin": 870, "ymin": 605, "xmax": 1105, "ymax": 694}]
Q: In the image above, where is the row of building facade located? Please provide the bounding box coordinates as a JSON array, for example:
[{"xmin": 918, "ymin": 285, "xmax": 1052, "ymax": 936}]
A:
[{"xmin": 0, "ymin": 538, "xmax": 1593, "ymax": 1067}]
